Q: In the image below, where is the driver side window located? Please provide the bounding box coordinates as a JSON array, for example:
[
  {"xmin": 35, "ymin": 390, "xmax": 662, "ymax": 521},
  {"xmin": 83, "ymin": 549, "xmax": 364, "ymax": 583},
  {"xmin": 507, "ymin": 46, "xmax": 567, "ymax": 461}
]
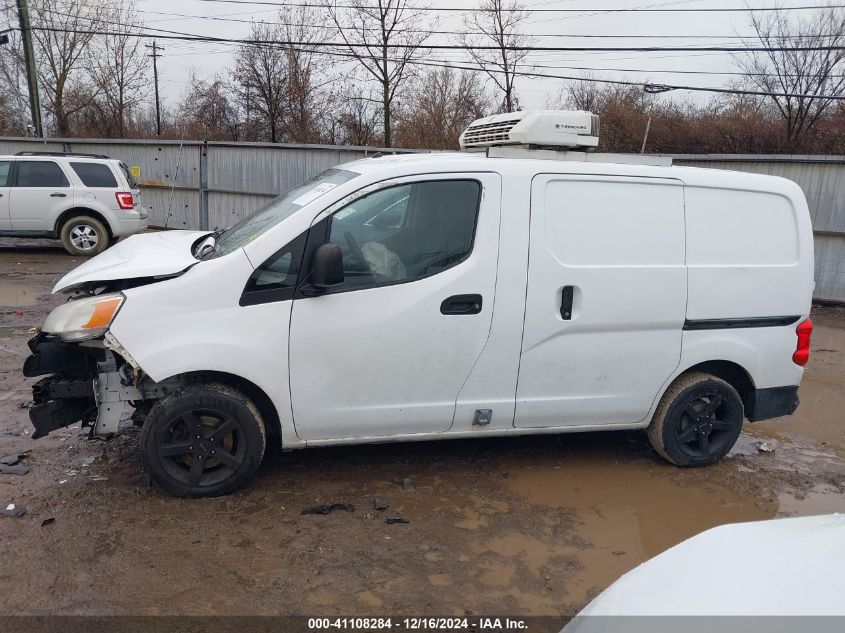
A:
[{"xmin": 327, "ymin": 179, "xmax": 481, "ymax": 292}]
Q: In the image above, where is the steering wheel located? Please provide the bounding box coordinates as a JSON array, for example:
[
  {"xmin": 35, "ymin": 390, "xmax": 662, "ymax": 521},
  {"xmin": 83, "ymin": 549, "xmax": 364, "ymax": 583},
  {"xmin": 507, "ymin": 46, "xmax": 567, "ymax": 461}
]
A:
[{"xmin": 344, "ymin": 231, "xmax": 367, "ymax": 271}]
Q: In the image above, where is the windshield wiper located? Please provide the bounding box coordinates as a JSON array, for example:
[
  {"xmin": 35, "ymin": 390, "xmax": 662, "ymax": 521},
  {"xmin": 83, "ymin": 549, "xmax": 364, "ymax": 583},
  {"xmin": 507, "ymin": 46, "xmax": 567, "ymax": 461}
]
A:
[{"xmin": 195, "ymin": 227, "xmax": 226, "ymax": 260}]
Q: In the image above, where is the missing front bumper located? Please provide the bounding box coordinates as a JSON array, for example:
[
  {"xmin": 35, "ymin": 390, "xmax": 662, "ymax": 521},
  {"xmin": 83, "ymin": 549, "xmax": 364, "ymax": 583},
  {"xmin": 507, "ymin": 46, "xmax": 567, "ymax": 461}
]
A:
[
  {"xmin": 24, "ymin": 333, "xmax": 99, "ymax": 438},
  {"xmin": 30, "ymin": 397, "xmax": 94, "ymax": 439}
]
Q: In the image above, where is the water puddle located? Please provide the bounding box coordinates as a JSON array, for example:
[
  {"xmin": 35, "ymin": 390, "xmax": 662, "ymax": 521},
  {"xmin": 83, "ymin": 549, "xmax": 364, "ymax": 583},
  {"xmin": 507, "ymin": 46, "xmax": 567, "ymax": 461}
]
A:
[
  {"xmin": 500, "ymin": 455, "xmax": 775, "ymax": 605},
  {"xmin": 0, "ymin": 284, "xmax": 36, "ymax": 307},
  {"xmin": 779, "ymin": 484, "xmax": 845, "ymax": 517}
]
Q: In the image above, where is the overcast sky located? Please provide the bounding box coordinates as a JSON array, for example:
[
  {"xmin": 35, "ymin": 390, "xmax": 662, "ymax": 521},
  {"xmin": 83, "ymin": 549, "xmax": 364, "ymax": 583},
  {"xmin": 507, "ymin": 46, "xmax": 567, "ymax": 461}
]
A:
[{"xmin": 133, "ymin": 0, "xmax": 795, "ymax": 110}]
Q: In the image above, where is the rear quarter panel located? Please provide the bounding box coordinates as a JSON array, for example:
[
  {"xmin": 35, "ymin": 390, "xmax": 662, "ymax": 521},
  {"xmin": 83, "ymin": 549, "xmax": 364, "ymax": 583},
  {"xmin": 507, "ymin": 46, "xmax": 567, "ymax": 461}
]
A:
[{"xmin": 679, "ymin": 176, "xmax": 812, "ymax": 391}]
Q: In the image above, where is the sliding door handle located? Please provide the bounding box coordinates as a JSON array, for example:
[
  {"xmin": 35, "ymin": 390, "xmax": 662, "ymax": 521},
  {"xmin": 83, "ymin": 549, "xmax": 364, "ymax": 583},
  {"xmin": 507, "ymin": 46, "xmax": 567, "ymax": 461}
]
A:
[
  {"xmin": 441, "ymin": 294, "xmax": 482, "ymax": 315},
  {"xmin": 50, "ymin": 192, "xmax": 67, "ymax": 198},
  {"xmin": 561, "ymin": 286, "xmax": 574, "ymax": 320}
]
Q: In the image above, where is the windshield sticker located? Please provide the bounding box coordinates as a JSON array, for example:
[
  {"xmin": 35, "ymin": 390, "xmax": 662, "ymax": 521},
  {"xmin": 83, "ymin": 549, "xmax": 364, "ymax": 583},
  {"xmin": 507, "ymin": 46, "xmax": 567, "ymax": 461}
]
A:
[{"xmin": 291, "ymin": 182, "xmax": 338, "ymax": 206}]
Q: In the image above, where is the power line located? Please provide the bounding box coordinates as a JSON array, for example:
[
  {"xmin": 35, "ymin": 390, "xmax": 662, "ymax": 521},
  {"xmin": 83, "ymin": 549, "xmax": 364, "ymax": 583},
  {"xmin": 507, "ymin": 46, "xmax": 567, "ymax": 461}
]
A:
[
  {"xmin": 42, "ymin": 0, "xmax": 845, "ymax": 41},
  {"xmin": 37, "ymin": 3, "xmax": 845, "ymax": 53},
  {"xmin": 26, "ymin": 22, "xmax": 845, "ymax": 52},
  {"xmin": 22, "ymin": 23, "xmax": 845, "ymax": 102},
  {"xmin": 187, "ymin": 1, "xmax": 845, "ymax": 14},
  {"xmin": 106, "ymin": 5, "xmax": 845, "ymax": 39}
]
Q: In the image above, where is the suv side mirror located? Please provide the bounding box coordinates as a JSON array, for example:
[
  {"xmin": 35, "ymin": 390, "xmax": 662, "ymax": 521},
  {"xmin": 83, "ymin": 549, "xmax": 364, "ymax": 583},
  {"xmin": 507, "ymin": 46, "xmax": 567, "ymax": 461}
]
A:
[{"xmin": 311, "ymin": 243, "xmax": 344, "ymax": 288}]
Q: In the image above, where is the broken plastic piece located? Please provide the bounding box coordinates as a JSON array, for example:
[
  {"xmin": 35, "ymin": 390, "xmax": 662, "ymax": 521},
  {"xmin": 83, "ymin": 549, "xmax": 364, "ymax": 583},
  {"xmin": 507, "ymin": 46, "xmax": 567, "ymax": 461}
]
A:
[
  {"xmin": 301, "ymin": 503, "xmax": 355, "ymax": 515},
  {"xmin": 3, "ymin": 503, "xmax": 25, "ymax": 518},
  {"xmin": 0, "ymin": 464, "xmax": 29, "ymax": 476}
]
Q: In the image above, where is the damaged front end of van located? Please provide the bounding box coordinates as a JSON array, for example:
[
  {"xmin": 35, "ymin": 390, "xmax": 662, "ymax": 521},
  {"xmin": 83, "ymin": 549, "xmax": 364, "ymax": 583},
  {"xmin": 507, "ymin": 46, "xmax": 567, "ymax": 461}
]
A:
[
  {"xmin": 24, "ymin": 293, "xmax": 141, "ymax": 438},
  {"xmin": 23, "ymin": 231, "xmax": 208, "ymax": 439}
]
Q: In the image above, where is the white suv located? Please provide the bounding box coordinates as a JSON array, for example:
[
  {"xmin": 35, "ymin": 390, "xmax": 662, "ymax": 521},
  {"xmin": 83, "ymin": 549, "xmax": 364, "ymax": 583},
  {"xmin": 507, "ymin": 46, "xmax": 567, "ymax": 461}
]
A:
[{"xmin": 0, "ymin": 152, "xmax": 149, "ymax": 256}]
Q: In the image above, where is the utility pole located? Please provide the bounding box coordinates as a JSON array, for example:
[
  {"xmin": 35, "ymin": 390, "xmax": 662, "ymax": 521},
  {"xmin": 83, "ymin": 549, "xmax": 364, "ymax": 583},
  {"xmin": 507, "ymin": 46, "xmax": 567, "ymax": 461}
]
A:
[
  {"xmin": 641, "ymin": 115, "xmax": 652, "ymax": 155},
  {"xmin": 146, "ymin": 40, "xmax": 163, "ymax": 136},
  {"xmin": 16, "ymin": 0, "xmax": 42, "ymax": 137}
]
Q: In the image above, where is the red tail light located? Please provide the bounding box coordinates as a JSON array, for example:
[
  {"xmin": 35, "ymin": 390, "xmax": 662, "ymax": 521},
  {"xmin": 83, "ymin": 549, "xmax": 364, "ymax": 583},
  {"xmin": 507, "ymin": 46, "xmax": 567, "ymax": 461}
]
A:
[
  {"xmin": 115, "ymin": 192, "xmax": 134, "ymax": 210},
  {"xmin": 792, "ymin": 319, "xmax": 813, "ymax": 366}
]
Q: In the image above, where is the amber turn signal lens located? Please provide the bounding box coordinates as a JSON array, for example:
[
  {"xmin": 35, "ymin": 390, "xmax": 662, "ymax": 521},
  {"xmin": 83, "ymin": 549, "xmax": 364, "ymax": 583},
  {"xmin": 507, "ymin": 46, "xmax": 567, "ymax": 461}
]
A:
[{"xmin": 83, "ymin": 296, "xmax": 124, "ymax": 330}]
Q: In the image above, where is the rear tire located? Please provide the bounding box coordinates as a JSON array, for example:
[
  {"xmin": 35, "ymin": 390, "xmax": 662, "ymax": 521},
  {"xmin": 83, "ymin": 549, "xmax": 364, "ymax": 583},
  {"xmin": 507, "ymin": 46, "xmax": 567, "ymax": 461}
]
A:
[
  {"xmin": 647, "ymin": 372, "xmax": 744, "ymax": 467},
  {"xmin": 140, "ymin": 383, "xmax": 266, "ymax": 497},
  {"xmin": 59, "ymin": 215, "xmax": 110, "ymax": 256}
]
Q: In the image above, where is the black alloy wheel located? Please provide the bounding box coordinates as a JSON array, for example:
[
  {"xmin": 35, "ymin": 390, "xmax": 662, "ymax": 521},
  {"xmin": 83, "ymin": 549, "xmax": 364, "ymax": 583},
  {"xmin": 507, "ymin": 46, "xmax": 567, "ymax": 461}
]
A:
[
  {"xmin": 141, "ymin": 383, "xmax": 266, "ymax": 497},
  {"xmin": 648, "ymin": 372, "xmax": 744, "ymax": 467}
]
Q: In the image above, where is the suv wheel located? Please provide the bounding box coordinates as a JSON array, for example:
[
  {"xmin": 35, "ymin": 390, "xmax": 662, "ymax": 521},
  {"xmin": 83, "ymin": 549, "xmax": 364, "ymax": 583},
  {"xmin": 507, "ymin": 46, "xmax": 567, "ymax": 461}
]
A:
[
  {"xmin": 140, "ymin": 383, "xmax": 266, "ymax": 497},
  {"xmin": 60, "ymin": 215, "xmax": 109, "ymax": 256},
  {"xmin": 647, "ymin": 372, "xmax": 744, "ymax": 467}
]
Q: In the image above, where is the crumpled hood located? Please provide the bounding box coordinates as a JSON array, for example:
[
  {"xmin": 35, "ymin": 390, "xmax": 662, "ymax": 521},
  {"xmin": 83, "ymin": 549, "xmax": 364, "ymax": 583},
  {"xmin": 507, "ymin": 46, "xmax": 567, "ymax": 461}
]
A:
[{"xmin": 53, "ymin": 230, "xmax": 210, "ymax": 293}]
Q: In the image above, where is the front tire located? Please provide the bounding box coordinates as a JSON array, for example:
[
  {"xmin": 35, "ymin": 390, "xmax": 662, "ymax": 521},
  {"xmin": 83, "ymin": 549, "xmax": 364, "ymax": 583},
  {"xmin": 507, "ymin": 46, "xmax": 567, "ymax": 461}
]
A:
[
  {"xmin": 59, "ymin": 215, "xmax": 110, "ymax": 256},
  {"xmin": 140, "ymin": 383, "xmax": 266, "ymax": 497},
  {"xmin": 647, "ymin": 372, "xmax": 744, "ymax": 467}
]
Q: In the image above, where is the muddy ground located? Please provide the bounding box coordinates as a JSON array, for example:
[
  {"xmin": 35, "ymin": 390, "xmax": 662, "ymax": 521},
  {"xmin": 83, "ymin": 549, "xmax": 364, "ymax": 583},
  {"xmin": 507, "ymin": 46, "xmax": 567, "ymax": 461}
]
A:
[{"xmin": 1, "ymin": 236, "xmax": 844, "ymax": 618}]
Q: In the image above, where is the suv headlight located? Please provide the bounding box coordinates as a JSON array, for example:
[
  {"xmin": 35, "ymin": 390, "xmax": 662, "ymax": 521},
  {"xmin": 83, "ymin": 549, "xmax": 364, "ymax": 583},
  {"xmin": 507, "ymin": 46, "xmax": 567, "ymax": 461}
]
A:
[{"xmin": 43, "ymin": 293, "xmax": 125, "ymax": 341}]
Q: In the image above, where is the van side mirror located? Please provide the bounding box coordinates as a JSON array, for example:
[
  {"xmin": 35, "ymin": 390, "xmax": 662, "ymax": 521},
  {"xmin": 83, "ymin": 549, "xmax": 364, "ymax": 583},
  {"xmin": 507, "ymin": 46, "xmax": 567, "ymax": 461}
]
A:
[{"xmin": 311, "ymin": 243, "xmax": 344, "ymax": 288}]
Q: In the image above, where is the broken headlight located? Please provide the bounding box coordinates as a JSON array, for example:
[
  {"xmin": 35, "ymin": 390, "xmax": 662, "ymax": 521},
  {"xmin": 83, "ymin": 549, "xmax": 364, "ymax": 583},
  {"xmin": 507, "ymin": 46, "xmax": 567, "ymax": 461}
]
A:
[{"xmin": 42, "ymin": 293, "xmax": 125, "ymax": 342}]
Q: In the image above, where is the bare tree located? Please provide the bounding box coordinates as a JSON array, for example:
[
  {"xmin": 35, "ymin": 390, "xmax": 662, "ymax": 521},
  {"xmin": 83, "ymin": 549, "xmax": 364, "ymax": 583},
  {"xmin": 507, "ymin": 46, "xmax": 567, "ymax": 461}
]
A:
[
  {"xmin": 327, "ymin": 0, "xmax": 432, "ymax": 147},
  {"xmin": 736, "ymin": 4, "xmax": 845, "ymax": 149},
  {"xmin": 277, "ymin": 4, "xmax": 334, "ymax": 143},
  {"xmin": 459, "ymin": 0, "xmax": 533, "ymax": 113},
  {"xmin": 234, "ymin": 21, "xmax": 290, "ymax": 143},
  {"xmin": 32, "ymin": 0, "xmax": 102, "ymax": 136},
  {"xmin": 552, "ymin": 78, "xmax": 653, "ymax": 153},
  {"xmin": 0, "ymin": 9, "xmax": 30, "ymax": 134},
  {"xmin": 334, "ymin": 83, "xmax": 383, "ymax": 146},
  {"xmin": 88, "ymin": 1, "xmax": 148, "ymax": 138},
  {"xmin": 177, "ymin": 72, "xmax": 241, "ymax": 141},
  {"xmin": 395, "ymin": 66, "xmax": 490, "ymax": 148}
]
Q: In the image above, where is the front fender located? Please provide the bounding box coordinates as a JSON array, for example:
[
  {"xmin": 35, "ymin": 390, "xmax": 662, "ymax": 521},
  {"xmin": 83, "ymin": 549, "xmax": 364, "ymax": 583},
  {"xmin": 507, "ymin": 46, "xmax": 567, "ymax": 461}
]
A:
[{"xmin": 109, "ymin": 250, "xmax": 303, "ymax": 448}]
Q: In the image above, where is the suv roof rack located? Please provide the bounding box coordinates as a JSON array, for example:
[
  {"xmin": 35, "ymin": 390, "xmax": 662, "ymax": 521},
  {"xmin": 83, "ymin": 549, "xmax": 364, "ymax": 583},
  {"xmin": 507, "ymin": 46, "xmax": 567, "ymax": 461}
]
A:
[{"xmin": 14, "ymin": 151, "xmax": 111, "ymax": 159}]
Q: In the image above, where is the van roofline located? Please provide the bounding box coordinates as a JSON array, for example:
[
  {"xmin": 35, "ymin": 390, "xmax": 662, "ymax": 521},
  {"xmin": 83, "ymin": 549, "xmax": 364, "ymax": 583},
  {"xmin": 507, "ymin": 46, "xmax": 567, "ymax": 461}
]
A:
[{"xmin": 340, "ymin": 151, "xmax": 805, "ymax": 195}]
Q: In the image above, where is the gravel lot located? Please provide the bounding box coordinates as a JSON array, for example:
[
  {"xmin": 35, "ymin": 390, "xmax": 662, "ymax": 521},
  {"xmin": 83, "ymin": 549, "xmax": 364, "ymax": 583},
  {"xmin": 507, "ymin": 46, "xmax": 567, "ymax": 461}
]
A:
[{"xmin": 2, "ymin": 236, "xmax": 844, "ymax": 619}]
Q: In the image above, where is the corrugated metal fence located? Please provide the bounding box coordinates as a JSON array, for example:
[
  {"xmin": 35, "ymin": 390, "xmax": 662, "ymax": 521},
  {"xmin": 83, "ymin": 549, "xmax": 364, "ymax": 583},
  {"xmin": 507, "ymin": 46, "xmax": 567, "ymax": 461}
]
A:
[
  {"xmin": 0, "ymin": 137, "xmax": 418, "ymax": 230},
  {"xmin": 1, "ymin": 138, "xmax": 843, "ymax": 302}
]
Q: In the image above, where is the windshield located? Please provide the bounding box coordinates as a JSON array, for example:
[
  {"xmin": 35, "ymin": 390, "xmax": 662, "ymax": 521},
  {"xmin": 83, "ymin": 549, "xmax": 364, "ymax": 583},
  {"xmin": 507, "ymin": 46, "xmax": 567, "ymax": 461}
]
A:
[{"xmin": 213, "ymin": 168, "xmax": 360, "ymax": 256}]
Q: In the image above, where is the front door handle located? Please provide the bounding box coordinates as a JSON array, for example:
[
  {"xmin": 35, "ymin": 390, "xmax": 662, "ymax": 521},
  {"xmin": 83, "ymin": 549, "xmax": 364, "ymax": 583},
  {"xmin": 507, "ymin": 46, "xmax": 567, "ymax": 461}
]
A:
[
  {"xmin": 440, "ymin": 294, "xmax": 482, "ymax": 315},
  {"xmin": 50, "ymin": 192, "xmax": 67, "ymax": 198}
]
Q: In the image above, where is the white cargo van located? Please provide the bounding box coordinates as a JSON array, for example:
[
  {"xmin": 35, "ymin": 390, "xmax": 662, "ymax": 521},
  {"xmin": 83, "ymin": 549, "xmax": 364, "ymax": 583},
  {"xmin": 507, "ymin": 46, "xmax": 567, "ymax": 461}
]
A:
[{"xmin": 23, "ymin": 111, "xmax": 814, "ymax": 497}]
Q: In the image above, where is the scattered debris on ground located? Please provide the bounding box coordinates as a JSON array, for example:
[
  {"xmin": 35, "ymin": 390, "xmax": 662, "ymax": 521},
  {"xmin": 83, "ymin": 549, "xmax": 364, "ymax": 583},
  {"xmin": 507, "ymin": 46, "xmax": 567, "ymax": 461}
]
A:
[
  {"xmin": 301, "ymin": 503, "xmax": 355, "ymax": 515},
  {"xmin": 1, "ymin": 453, "xmax": 23, "ymax": 465},
  {"xmin": 0, "ymin": 463, "xmax": 29, "ymax": 476},
  {"xmin": 2, "ymin": 503, "xmax": 26, "ymax": 518}
]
